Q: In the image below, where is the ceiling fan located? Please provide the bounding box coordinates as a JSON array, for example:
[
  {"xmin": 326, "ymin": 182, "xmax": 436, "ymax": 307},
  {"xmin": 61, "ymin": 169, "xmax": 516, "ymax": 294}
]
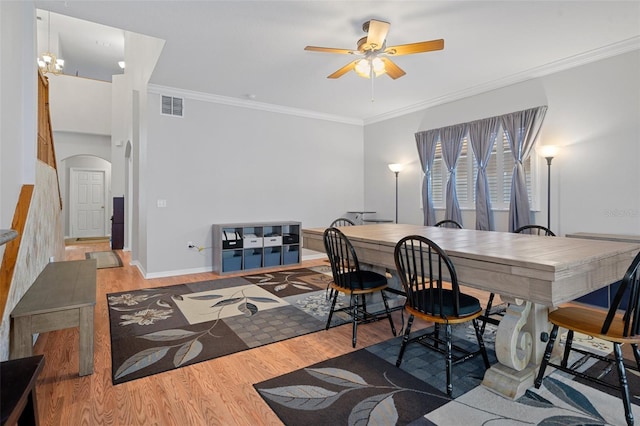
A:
[{"xmin": 304, "ymin": 19, "xmax": 444, "ymax": 80}]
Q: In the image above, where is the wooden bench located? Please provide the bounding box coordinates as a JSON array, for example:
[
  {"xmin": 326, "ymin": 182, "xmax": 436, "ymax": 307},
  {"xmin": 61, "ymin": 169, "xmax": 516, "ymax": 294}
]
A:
[{"xmin": 10, "ymin": 259, "xmax": 96, "ymax": 376}]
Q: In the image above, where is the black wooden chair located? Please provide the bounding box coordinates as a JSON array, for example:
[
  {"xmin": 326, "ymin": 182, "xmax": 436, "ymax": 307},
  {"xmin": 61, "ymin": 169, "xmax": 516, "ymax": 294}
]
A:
[
  {"xmin": 535, "ymin": 250, "xmax": 640, "ymax": 426},
  {"xmin": 513, "ymin": 224, "xmax": 556, "ymax": 236},
  {"xmin": 330, "ymin": 217, "xmax": 356, "ymax": 227},
  {"xmin": 394, "ymin": 235, "xmax": 490, "ymax": 397},
  {"xmin": 480, "ymin": 224, "xmax": 556, "ymax": 334},
  {"xmin": 434, "ymin": 219, "xmax": 463, "ymax": 229},
  {"xmin": 325, "ymin": 218, "xmax": 356, "ymax": 298},
  {"xmin": 323, "ymin": 227, "xmax": 396, "ymax": 347}
]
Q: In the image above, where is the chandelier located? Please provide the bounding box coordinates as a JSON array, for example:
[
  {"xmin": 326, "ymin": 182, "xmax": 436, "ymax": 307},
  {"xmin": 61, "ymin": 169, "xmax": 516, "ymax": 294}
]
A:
[{"xmin": 37, "ymin": 11, "xmax": 64, "ymax": 75}]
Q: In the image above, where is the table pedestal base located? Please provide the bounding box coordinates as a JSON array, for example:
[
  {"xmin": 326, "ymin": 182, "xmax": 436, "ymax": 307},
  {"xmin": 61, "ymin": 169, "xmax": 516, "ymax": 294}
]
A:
[{"xmin": 481, "ymin": 363, "xmax": 536, "ymax": 399}]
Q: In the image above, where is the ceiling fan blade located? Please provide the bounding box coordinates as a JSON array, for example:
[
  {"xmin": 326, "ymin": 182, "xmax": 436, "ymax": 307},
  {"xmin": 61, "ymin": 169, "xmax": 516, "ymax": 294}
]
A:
[
  {"xmin": 364, "ymin": 19, "xmax": 390, "ymax": 51},
  {"xmin": 327, "ymin": 60, "xmax": 357, "ymax": 79},
  {"xmin": 381, "ymin": 57, "xmax": 406, "ymax": 79},
  {"xmin": 305, "ymin": 46, "xmax": 356, "ymax": 55},
  {"xmin": 384, "ymin": 39, "xmax": 444, "ymax": 56}
]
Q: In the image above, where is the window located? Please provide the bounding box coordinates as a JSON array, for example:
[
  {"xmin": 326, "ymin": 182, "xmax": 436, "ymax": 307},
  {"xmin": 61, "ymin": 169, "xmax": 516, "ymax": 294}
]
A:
[{"xmin": 430, "ymin": 128, "xmax": 538, "ymax": 210}]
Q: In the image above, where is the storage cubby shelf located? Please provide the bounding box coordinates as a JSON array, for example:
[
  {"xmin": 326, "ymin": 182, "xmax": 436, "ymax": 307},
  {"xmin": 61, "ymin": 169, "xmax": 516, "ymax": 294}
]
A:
[{"xmin": 212, "ymin": 221, "xmax": 301, "ymax": 274}]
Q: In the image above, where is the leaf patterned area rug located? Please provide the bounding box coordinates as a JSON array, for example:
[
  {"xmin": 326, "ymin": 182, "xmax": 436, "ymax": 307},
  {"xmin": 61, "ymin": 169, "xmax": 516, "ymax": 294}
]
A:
[
  {"xmin": 425, "ymin": 369, "xmax": 639, "ymax": 426},
  {"xmin": 255, "ymin": 325, "xmax": 638, "ymax": 425},
  {"xmin": 256, "ymin": 349, "xmax": 452, "ymax": 425},
  {"xmin": 107, "ymin": 267, "xmax": 344, "ymax": 384},
  {"xmin": 255, "ymin": 324, "xmax": 498, "ymax": 425}
]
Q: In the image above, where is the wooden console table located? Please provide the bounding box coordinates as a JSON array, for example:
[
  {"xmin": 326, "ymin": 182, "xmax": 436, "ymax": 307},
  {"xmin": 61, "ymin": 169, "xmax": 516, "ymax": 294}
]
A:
[{"xmin": 10, "ymin": 259, "xmax": 96, "ymax": 376}]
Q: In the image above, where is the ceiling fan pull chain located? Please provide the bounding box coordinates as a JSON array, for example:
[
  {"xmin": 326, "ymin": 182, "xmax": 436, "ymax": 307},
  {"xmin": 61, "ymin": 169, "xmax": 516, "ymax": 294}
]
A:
[{"xmin": 370, "ymin": 67, "xmax": 375, "ymax": 102}]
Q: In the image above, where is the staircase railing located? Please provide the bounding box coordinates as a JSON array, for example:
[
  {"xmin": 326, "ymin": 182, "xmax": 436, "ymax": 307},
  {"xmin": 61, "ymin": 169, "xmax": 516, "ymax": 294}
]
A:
[{"xmin": 0, "ymin": 70, "xmax": 61, "ymax": 319}]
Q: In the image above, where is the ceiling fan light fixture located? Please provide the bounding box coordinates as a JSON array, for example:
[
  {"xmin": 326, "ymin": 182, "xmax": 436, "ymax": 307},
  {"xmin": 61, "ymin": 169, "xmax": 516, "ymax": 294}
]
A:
[
  {"xmin": 371, "ymin": 57, "xmax": 386, "ymax": 76},
  {"xmin": 354, "ymin": 57, "xmax": 386, "ymax": 79},
  {"xmin": 354, "ymin": 58, "xmax": 371, "ymax": 78},
  {"xmin": 304, "ymin": 19, "xmax": 443, "ymax": 81}
]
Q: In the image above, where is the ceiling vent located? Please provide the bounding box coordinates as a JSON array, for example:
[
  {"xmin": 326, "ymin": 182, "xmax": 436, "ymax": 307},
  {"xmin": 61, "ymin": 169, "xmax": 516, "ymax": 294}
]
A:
[{"xmin": 161, "ymin": 95, "xmax": 183, "ymax": 117}]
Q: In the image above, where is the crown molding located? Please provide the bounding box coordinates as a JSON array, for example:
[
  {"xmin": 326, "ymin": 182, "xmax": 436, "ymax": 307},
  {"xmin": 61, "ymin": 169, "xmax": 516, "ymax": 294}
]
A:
[
  {"xmin": 363, "ymin": 37, "xmax": 640, "ymax": 125},
  {"xmin": 149, "ymin": 38, "xmax": 638, "ymax": 128},
  {"xmin": 147, "ymin": 84, "xmax": 363, "ymax": 126}
]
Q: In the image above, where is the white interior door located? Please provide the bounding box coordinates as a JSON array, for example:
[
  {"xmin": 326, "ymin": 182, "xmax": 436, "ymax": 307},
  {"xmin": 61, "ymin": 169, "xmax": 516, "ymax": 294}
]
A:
[{"xmin": 71, "ymin": 168, "xmax": 106, "ymax": 237}]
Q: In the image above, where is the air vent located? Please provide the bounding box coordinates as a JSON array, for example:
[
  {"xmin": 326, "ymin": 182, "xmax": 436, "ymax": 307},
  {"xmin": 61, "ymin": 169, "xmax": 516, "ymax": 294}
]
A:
[{"xmin": 161, "ymin": 95, "xmax": 183, "ymax": 117}]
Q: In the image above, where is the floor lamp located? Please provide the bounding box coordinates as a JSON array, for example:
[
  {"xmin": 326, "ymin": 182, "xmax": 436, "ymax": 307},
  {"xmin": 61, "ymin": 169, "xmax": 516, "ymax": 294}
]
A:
[
  {"xmin": 388, "ymin": 164, "xmax": 403, "ymax": 223},
  {"xmin": 539, "ymin": 146, "xmax": 558, "ymax": 230}
]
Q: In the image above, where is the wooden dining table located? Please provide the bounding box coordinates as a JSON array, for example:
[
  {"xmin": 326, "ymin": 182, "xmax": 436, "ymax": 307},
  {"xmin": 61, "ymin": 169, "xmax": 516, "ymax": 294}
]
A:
[{"xmin": 302, "ymin": 223, "xmax": 640, "ymax": 399}]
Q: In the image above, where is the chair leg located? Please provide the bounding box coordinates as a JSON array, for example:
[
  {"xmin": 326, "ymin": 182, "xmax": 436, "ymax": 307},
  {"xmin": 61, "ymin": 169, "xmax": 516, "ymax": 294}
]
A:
[
  {"xmin": 561, "ymin": 329, "xmax": 574, "ymax": 368},
  {"xmin": 396, "ymin": 315, "xmax": 414, "ymax": 367},
  {"xmin": 481, "ymin": 292, "xmax": 495, "ymax": 334},
  {"xmin": 380, "ymin": 290, "xmax": 396, "ymax": 336},
  {"xmin": 434, "ymin": 323, "xmax": 440, "ymax": 350},
  {"xmin": 613, "ymin": 343, "xmax": 634, "ymax": 426},
  {"xmin": 472, "ymin": 318, "xmax": 490, "ymax": 368},
  {"xmin": 445, "ymin": 323, "xmax": 453, "ymax": 397},
  {"xmin": 325, "ymin": 289, "xmax": 339, "ymax": 330},
  {"xmin": 535, "ymin": 325, "xmax": 559, "ymax": 388},
  {"xmin": 352, "ymin": 294, "xmax": 358, "ymax": 348},
  {"xmin": 632, "ymin": 343, "xmax": 640, "ymax": 370}
]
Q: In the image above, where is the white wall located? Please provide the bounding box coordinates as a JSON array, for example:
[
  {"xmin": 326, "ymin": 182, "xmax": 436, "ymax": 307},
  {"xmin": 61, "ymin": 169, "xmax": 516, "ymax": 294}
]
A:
[
  {"xmin": 110, "ymin": 74, "xmax": 129, "ymax": 197},
  {"xmin": 142, "ymin": 93, "xmax": 364, "ymax": 276},
  {"xmin": 363, "ymin": 51, "xmax": 640, "ymax": 236},
  {"xmin": 545, "ymin": 51, "xmax": 640, "ymax": 236},
  {"xmin": 48, "ymin": 74, "xmax": 111, "ymax": 135},
  {"xmin": 55, "ymin": 131, "xmax": 111, "ymax": 161},
  {"xmin": 364, "ymin": 109, "xmax": 427, "ymax": 224},
  {"xmin": 0, "ymin": 1, "xmax": 37, "ymax": 229}
]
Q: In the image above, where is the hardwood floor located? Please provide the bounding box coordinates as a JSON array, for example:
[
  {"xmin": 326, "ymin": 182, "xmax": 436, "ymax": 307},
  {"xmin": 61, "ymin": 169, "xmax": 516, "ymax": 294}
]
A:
[{"xmin": 32, "ymin": 243, "xmax": 418, "ymax": 425}]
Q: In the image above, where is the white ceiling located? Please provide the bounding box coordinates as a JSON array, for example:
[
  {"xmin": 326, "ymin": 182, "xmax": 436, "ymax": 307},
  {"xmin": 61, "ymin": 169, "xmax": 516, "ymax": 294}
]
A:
[
  {"xmin": 35, "ymin": 1, "xmax": 640, "ymax": 123},
  {"xmin": 36, "ymin": 9, "xmax": 125, "ymax": 81}
]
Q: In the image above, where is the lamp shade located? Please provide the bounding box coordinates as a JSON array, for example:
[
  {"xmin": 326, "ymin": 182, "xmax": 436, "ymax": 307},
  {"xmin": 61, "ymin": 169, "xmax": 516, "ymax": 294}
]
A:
[
  {"xmin": 388, "ymin": 163, "xmax": 403, "ymax": 173},
  {"xmin": 539, "ymin": 145, "xmax": 559, "ymax": 158}
]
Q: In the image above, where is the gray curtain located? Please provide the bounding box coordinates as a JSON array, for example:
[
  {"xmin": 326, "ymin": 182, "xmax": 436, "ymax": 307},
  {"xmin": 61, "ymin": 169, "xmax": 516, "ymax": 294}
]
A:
[
  {"xmin": 468, "ymin": 117, "xmax": 500, "ymax": 231},
  {"xmin": 440, "ymin": 124, "xmax": 466, "ymax": 226},
  {"xmin": 501, "ymin": 106, "xmax": 548, "ymax": 232},
  {"xmin": 415, "ymin": 129, "xmax": 440, "ymax": 226}
]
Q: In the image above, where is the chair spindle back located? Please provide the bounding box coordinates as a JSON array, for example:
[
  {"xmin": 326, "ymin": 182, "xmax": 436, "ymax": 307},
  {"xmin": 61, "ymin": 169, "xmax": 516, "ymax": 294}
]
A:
[
  {"xmin": 323, "ymin": 227, "xmax": 362, "ymax": 291},
  {"xmin": 604, "ymin": 251, "xmax": 640, "ymax": 338},
  {"xmin": 395, "ymin": 235, "xmax": 461, "ymax": 319}
]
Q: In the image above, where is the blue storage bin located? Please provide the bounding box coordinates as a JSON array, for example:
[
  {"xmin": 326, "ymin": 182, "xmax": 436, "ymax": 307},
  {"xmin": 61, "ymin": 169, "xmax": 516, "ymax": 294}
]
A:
[
  {"xmin": 222, "ymin": 250, "xmax": 242, "ymax": 272},
  {"xmin": 264, "ymin": 247, "xmax": 281, "ymax": 267},
  {"xmin": 283, "ymin": 246, "xmax": 299, "ymax": 264},
  {"xmin": 244, "ymin": 249, "xmax": 262, "ymax": 269}
]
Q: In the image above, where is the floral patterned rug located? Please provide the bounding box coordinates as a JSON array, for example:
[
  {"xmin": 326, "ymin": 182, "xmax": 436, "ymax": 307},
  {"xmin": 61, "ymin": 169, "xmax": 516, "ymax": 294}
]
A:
[{"xmin": 107, "ymin": 266, "xmax": 347, "ymax": 384}]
